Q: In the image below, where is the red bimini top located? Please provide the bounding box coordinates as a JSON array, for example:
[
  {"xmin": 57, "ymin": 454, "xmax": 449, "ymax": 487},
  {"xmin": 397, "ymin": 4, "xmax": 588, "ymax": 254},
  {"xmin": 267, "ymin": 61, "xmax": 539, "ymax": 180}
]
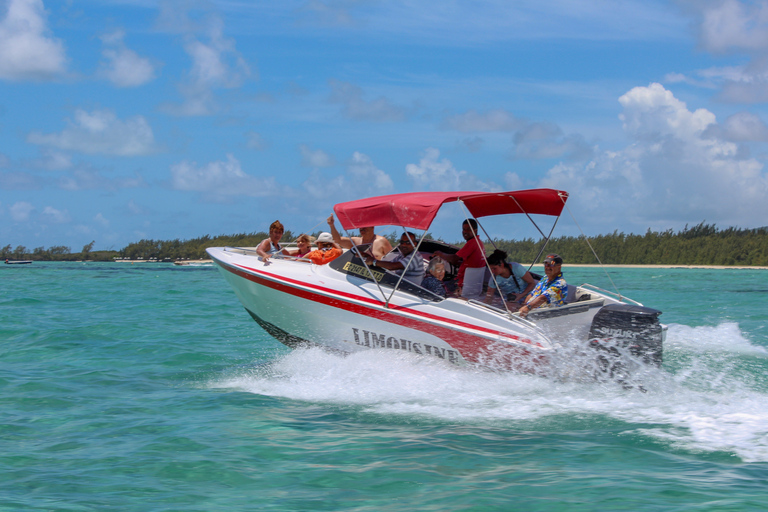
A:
[{"xmin": 333, "ymin": 189, "xmax": 569, "ymax": 231}]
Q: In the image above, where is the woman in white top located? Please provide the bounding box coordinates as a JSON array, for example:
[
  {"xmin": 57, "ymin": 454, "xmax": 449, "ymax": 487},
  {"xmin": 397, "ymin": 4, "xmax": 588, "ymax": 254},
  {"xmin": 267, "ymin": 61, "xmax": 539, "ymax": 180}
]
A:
[{"xmin": 256, "ymin": 220, "xmax": 289, "ymax": 262}]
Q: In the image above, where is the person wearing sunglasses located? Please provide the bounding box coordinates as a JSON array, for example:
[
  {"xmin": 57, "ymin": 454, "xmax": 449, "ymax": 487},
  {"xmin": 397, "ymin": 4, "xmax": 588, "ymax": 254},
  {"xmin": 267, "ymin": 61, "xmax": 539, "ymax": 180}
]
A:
[
  {"xmin": 365, "ymin": 232, "xmax": 424, "ymax": 285},
  {"xmin": 519, "ymin": 254, "xmax": 568, "ymax": 319}
]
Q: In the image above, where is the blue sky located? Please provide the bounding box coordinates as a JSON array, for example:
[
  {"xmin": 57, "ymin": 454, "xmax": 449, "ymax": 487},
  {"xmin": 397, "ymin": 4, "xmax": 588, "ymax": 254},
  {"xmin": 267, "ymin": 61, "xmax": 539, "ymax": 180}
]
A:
[{"xmin": 3, "ymin": 0, "xmax": 768, "ymax": 251}]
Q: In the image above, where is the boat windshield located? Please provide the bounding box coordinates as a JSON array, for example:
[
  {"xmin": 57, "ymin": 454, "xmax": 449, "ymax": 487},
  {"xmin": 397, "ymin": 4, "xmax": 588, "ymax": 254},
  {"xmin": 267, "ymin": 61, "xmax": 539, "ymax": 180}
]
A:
[{"xmin": 329, "ymin": 249, "xmax": 446, "ymax": 302}]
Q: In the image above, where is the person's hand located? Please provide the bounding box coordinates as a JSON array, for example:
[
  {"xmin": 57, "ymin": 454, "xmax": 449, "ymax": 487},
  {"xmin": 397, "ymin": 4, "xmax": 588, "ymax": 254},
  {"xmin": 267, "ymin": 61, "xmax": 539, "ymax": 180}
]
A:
[{"xmin": 327, "ymin": 214, "xmax": 335, "ymax": 226}]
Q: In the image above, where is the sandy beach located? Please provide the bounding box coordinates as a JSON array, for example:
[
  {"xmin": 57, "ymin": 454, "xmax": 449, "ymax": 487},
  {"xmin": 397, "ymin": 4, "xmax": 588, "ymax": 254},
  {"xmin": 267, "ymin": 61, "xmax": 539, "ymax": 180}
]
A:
[{"xmin": 173, "ymin": 259, "xmax": 213, "ymax": 265}]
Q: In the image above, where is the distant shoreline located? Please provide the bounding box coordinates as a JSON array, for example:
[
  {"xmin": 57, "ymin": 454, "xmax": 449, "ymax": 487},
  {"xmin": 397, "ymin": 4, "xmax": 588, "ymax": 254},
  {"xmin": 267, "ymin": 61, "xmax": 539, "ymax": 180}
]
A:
[
  {"xmin": 544, "ymin": 264, "xmax": 768, "ymax": 270},
  {"xmin": 34, "ymin": 259, "xmax": 767, "ymax": 270}
]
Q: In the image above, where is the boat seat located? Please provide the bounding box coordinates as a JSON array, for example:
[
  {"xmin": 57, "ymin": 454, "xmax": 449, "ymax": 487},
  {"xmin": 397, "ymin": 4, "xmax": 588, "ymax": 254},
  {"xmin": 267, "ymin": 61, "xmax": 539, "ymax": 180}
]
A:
[{"xmin": 564, "ymin": 284, "xmax": 578, "ymax": 304}]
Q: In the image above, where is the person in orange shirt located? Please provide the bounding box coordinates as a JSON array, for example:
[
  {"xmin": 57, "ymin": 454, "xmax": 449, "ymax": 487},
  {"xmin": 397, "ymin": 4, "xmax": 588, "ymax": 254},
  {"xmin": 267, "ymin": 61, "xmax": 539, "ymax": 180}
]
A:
[{"xmin": 302, "ymin": 232, "xmax": 343, "ymax": 265}]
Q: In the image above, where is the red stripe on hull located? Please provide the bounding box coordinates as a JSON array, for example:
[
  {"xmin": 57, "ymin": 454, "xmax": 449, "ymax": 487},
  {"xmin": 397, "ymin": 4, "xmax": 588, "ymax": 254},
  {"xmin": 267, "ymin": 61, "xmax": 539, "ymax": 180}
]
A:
[{"xmin": 217, "ymin": 258, "xmax": 548, "ymax": 371}]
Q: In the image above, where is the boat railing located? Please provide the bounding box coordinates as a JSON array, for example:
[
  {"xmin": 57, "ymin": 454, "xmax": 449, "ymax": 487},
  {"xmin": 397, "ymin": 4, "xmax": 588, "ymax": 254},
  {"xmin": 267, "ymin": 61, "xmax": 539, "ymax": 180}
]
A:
[
  {"xmin": 223, "ymin": 246, "xmax": 260, "ymax": 256},
  {"xmin": 577, "ymin": 283, "xmax": 643, "ymax": 306},
  {"xmin": 464, "ymin": 299, "xmax": 542, "ymax": 328},
  {"xmin": 223, "ymin": 245, "xmax": 313, "ymax": 262}
]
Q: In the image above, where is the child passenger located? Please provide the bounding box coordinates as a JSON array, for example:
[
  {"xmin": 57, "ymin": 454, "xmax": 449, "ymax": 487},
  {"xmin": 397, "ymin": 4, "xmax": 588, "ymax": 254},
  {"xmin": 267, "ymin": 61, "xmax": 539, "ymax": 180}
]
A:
[{"xmin": 286, "ymin": 234, "xmax": 314, "ymax": 258}]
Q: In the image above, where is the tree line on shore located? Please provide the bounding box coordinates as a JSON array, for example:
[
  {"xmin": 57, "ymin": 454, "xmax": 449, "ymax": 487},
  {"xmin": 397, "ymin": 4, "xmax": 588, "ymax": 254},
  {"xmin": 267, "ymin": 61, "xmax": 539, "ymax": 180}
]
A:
[
  {"xmin": 495, "ymin": 223, "xmax": 768, "ymax": 266},
  {"xmin": 3, "ymin": 222, "xmax": 767, "ymax": 266}
]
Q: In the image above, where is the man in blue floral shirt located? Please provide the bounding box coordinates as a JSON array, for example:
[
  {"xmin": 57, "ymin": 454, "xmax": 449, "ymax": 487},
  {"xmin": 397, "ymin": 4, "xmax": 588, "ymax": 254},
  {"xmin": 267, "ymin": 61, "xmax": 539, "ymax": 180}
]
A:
[{"xmin": 519, "ymin": 254, "xmax": 568, "ymax": 319}]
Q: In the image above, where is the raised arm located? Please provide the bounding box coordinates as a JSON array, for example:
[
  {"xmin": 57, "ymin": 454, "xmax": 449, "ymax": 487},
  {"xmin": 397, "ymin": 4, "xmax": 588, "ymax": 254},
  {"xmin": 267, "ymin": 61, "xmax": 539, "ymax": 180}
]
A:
[
  {"xmin": 326, "ymin": 214, "xmax": 353, "ymax": 249},
  {"xmin": 433, "ymin": 250, "xmax": 460, "ymax": 266}
]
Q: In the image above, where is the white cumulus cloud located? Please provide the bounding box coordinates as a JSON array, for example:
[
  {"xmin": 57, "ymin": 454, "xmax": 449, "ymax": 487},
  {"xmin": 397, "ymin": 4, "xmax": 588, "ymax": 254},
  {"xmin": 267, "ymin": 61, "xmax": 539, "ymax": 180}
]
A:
[
  {"xmin": 539, "ymin": 83, "xmax": 768, "ymax": 231},
  {"xmin": 161, "ymin": 15, "xmax": 251, "ymax": 116},
  {"xmin": 703, "ymin": 111, "xmax": 768, "ymax": 142},
  {"xmin": 41, "ymin": 206, "xmax": 70, "ymax": 224},
  {"xmin": 678, "ymin": 0, "xmax": 768, "ymax": 103},
  {"xmin": 442, "ymin": 109, "xmax": 524, "ymax": 132},
  {"xmin": 10, "ymin": 201, "xmax": 34, "ymax": 221},
  {"xmin": 27, "ymin": 148, "xmax": 72, "ymax": 170},
  {"xmin": 57, "ymin": 168, "xmax": 146, "ymax": 191},
  {"xmin": 618, "ymin": 82, "xmax": 716, "ymax": 139},
  {"xmin": 247, "ymin": 132, "xmax": 268, "ymax": 150},
  {"xmin": 170, "ymin": 153, "xmax": 279, "ymax": 199},
  {"xmin": 27, "ymin": 109, "xmax": 158, "ymax": 156},
  {"xmin": 406, "ymin": 147, "xmax": 498, "ymax": 191},
  {"xmin": 328, "ymin": 79, "xmax": 406, "ymax": 122},
  {"xmin": 443, "ymin": 109, "xmax": 593, "ymax": 161},
  {"xmin": 698, "ymin": 0, "xmax": 768, "ymax": 53},
  {"xmin": 98, "ymin": 29, "xmax": 156, "ymax": 87},
  {"xmin": 303, "ymin": 151, "xmax": 395, "ymax": 202},
  {"xmin": 94, "ymin": 213, "xmax": 109, "ymax": 227},
  {"xmin": 0, "ymin": 0, "xmax": 67, "ymax": 81},
  {"xmin": 300, "ymin": 144, "xmax": 335, "ymax": 168}
]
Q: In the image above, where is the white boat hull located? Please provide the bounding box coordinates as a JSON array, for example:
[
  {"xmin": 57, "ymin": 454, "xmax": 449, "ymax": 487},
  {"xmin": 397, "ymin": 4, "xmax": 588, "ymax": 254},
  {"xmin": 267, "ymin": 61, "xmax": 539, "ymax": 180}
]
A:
[{"xmin": 206, "ymin": 247, "xmax": 638, "ymax": 373}]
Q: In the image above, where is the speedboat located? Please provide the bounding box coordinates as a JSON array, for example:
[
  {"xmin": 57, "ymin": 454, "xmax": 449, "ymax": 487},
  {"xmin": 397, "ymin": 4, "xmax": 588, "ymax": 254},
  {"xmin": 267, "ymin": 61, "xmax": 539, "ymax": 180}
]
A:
[
  {"xmin": 4, "ymin": 259, "xmax": 32, "ymax": 265},
  {"xmin": 207, "ymin": 189, "xmax": 664, "ymax": 375}
]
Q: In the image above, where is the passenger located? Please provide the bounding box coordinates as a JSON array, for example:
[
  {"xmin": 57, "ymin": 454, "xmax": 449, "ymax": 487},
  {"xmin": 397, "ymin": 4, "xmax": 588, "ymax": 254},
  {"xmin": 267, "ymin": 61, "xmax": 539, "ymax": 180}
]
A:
[
  {"xmin": 433, "ymin": 218, "xmax": 486, "ymax": 299},
  {"xmin": 327, "ymin": 214, "xmax": 393, "ymax": 260},
  {"xmin": 286, "ymin": 233, "xmax": 314, "ymax": 258},
  {"xmin": 421, "ymin": 257, "xmax": 448, "ymax": 298},
  {"xmin": 365, "ymin": 232, "xmax": 424, "ymax": 285},
  {"xmin": 519, "ymin": 254, "xmax": 568, "ymax": 319},
  {"xmin": 302, "ymin": 232, "xmax": 343, "ymax": 265},
  {"xmin": 256, "ymin": 220, "xmax": 289, "ymax": 262},
  {"xmin": 484, "ymin": 249, "xmax": 537, "ymax": 310}
]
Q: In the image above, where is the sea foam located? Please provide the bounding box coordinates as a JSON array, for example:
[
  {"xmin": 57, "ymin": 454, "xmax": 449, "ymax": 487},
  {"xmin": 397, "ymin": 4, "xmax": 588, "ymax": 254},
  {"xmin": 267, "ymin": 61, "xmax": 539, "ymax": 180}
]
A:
[{"xmin": 212, "ymin": 321, "xmax": 768, "ymax": 462}]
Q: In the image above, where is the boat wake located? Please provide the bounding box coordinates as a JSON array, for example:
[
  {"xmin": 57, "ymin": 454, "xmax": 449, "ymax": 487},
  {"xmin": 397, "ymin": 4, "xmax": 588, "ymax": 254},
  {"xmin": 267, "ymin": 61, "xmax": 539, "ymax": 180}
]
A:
[{"xmin": 211, "ymin": 322, "xmax": 768, "ymax": 462}]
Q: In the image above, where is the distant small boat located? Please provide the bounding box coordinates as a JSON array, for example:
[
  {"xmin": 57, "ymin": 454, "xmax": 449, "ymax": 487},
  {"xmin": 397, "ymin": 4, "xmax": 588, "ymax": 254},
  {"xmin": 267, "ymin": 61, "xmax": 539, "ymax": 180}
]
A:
[
  {"xmin": 5, "ymin": 259, "xmax": 32, "ymax": 265},
  {"xmin": 174, "ymin": 259, "xmax": 213, "ymax": 266}
]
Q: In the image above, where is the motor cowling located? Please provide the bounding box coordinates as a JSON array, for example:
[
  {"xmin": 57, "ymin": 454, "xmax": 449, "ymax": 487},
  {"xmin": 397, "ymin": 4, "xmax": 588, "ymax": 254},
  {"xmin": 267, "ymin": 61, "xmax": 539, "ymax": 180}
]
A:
[{"xmin": 588, "ymin": 303, "xmax": 663, "ymax": 367}]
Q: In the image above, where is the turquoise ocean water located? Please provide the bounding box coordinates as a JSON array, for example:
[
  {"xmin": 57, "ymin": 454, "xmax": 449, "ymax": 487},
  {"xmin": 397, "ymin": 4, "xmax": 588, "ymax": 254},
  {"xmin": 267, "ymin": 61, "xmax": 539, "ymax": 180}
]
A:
[{"xmin": 3, "ymin": 261, "xmax": 768, "ymax": 511}]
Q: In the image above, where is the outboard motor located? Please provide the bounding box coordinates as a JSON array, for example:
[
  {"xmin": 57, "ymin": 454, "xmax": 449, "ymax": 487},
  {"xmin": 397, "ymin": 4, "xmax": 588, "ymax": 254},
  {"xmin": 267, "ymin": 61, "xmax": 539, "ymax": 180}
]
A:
[{"xmin": 588, "ymin": 304, "xmax": 663, "ymax": 367}]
